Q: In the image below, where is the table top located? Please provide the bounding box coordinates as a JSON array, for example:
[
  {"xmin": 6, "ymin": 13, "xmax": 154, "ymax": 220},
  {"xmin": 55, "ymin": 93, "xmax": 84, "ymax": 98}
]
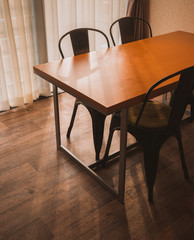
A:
[{"xmin": 34, "ymin": 31, "xmax": 194, "ymax": 115}]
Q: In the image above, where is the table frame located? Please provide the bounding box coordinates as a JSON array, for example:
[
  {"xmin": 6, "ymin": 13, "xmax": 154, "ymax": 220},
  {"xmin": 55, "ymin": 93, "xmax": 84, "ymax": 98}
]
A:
[{"xmin": 53, "ymin": 85, "xmax": 128, "ymax": 203}]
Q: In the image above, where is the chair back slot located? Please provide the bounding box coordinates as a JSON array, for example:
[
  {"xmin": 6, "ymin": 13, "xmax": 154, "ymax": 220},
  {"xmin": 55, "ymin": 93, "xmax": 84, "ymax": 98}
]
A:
[
  {"xmin": 110, "ymin": 16, "xmax": 152, "ymax": 46},
  {"xmin": 70, "ymin": 29, "xmax": 90, "ymax": 56}
]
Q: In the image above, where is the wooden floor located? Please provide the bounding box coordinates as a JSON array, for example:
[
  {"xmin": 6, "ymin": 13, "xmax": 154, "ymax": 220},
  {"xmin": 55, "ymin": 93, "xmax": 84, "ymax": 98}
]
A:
[{"xmin": 0, "ymin": 93, "xmax": 194, "ymax": 240}]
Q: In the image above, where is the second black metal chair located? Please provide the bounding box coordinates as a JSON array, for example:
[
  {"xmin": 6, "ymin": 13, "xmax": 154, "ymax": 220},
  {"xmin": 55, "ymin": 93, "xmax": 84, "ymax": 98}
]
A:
[
  {"xmin": 109, "ymin": 16, "xmax": 152, "ymax": 46},
  {"xmin": 103, "ymin": 66, "xmax": 194, "ymax": 202},
  {"xmin": 58, "ymin": 28, "xmax": 110, "ymax": 160}
]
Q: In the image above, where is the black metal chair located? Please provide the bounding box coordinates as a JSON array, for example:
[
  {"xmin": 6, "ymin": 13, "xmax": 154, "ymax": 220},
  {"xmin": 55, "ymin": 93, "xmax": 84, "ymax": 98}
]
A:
[
  {"xmin": 58, "ymin": 28, "xmax": 110, "ymax": 160},
  {"xmin": 109, "ymin": 16, "xmax": 152, "ymax": 46},
  {"xmin": 103, "ymin": 66, "xmax": 194, "ymax": 202}
]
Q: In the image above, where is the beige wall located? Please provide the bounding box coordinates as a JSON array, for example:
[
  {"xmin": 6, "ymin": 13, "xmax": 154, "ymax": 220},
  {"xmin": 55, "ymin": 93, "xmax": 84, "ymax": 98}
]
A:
[{"xmin": 148, "ymin": 0, "xmax": 194, "ymax": 36}]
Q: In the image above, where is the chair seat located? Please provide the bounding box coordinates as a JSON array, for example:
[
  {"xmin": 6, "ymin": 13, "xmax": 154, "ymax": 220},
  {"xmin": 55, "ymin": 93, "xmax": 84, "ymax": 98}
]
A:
[{"xmin": 128, "ymin": 102, "xmax": 171, "ymax": 129}]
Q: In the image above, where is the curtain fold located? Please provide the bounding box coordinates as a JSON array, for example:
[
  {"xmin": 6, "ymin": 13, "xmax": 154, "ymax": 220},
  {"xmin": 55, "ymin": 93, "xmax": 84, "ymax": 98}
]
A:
[
  {"xmin": 32, "ymin": 0, "xmax": 51, "ymax": 97},
  {"xmin": 0, "ymin": 44, "xmax": 9, "ymax": 110},
  {"xmin": 0, "ymin": 0, "xmax": 41, "ymax": 111},
  {"xmin": 126, "ymin": 0, "xmax": 145, "ymax": 18},
  {"xmin": 126, "ymin": 0, "xmax": 148, "ymax": 39}
]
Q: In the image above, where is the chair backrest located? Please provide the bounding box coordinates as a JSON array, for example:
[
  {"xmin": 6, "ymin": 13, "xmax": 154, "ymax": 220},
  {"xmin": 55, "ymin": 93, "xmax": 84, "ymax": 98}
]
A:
[
  {"xmin": 135, "ymin": 66, "xmax": 194, "ymax": 129},
  {"xmin": 110, "ymin": 16, "xmax": 152, "ymax": 46},
  {"xmin": 58, "ymin": 28, "xmax": 110, "ymax": 58}
]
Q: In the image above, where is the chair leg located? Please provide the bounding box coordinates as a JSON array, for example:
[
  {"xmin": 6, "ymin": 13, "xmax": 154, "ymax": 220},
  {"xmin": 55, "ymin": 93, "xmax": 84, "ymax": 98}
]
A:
[
  {"xmin": 88, "ymin": 108, "xmax": 106, "ymax": 160},
  {"xmin": 162, "ymin": 93, "xmax": 168, "ymax": 103},
  {"xmin": 191, "ymin": 101, "xmax": 194, "ymax": 122},
  {"xmin": 103, "ymin": 125, "xmax": 115, "ymax": 162},
  {"xmin": 67, "ymin": 100, "xmax": 105, "ymax": 160},
  {"xmin": 141, "ymin": 137, "xmax": 162, "ymax": 203},
  {"xmin": 103, "ymin": 116, "xmax": 120, "ymax": 163},
  {"xmin": 175, "ymin": 129, "xmax": 189, "ymax": 179},
  {"xmin": 66, "ymin": 99, "xmax": 81, "ymax": 138}
]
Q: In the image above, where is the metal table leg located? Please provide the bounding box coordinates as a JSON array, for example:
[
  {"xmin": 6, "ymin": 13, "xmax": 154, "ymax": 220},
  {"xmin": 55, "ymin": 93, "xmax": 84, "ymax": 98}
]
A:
[
  {"xmin": 118, "ymin": 108, "xmax": 128, "ymax": 203},
  {"xmin": 53, "ymin": 85, "xmax": 61, "ymax": 148}
]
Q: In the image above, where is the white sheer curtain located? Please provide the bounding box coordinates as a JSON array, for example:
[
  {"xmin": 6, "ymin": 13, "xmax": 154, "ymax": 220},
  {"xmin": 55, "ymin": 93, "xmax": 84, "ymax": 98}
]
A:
[
  {"xmin": 43, "ymin": 0, "xmax": 128, "ymax": 61},
  {"xmin": 0, "ymin": 0, "xmax": 49, "ymax": 111},
  {"xmin": 0, "ymin": 0, "xmax": 128, "ymax": 111}
]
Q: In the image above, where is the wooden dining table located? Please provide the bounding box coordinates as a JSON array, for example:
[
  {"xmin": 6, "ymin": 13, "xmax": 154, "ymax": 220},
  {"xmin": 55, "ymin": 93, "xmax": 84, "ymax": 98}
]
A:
[{"xmin": 33, "ymin": 31, "xmax": 194, "ymax": 203}]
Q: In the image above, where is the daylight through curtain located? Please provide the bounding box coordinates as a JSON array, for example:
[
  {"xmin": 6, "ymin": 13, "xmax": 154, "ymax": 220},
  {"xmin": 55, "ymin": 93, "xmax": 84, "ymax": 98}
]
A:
[
  {"xmin": 43, "ymin": 0, "xmax": 128, "ymax": 61},
  {"xmin": 0, "ymin": 0, "xmax": 51, "ymax": 111},
  {"xmin": 0, "ymin": 0, "xmax": 128, "ymax": 111}
]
